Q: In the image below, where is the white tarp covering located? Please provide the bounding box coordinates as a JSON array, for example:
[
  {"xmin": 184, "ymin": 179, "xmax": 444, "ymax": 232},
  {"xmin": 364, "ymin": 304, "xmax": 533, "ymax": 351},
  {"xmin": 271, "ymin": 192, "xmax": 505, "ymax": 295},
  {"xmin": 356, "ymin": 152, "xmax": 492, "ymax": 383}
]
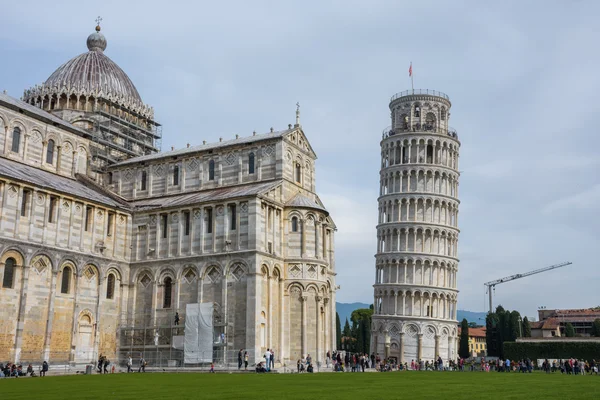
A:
[{"xmin": 184, "ymin": 303, "xmax": 213, "ymax": 364}]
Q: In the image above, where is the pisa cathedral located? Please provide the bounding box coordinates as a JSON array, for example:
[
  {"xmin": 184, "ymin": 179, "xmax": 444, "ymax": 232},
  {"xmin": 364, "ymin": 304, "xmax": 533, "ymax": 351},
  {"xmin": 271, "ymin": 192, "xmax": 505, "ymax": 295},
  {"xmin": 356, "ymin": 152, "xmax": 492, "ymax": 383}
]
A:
[
  {"xmin": 372, "ymin": 90, "xmax": 460, "ymax": 364},
  {"xmin": 0, "ymin": 25, "xmax": 336, "ymax": 366}
]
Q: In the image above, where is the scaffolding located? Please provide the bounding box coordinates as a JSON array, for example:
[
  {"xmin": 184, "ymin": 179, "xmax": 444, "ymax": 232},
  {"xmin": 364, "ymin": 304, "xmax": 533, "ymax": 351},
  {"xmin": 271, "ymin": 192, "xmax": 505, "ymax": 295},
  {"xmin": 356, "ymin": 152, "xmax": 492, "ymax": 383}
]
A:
[
  {"xmin": 117, "ymin": 307, "xmax": 231, "ymax": 369},
  {"xmin": 89, "ymin": 102, "xmax": 162, "ymax": 172}
]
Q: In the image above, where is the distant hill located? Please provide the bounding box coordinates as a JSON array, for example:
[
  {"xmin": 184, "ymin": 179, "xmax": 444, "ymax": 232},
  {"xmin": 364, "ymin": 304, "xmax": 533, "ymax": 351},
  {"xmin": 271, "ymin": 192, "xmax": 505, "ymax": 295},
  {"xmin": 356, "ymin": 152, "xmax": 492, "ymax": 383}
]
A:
[
  {"xmin": 457, "ymin": 310, "xmax": 487, "ymax": 325},
  {"xmin": 336, "ymin": 302, "xmax": 486, "ymax": 326},
  {"xmin": 336, "ymin": 302, "xmax": 370, "ymax": 324}
]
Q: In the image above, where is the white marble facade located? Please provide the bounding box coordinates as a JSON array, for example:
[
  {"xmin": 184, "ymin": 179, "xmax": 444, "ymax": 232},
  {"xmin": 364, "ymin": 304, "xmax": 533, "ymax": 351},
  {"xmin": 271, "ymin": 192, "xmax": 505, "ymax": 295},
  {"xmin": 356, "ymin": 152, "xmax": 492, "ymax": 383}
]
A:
[
  {"xmin": 0, "ymin": 26, "xmax": 336, "ymax": 366},
  {"xmin": 372, "ymin": 90, "xmax": 460, "ymax": 365}
]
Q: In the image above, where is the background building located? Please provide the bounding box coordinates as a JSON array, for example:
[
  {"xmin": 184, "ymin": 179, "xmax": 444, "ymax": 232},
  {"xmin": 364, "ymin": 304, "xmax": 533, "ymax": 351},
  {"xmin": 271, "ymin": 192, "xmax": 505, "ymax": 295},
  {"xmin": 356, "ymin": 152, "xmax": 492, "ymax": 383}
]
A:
[
  {"xmin": 533, "ymin": 308, "xmax": 600, "ymax": 337},
  {"xmin": 458, "ymin": 327, "xmax": 487, "ymax": 357},
  {"xmin": 371, "ymin": 89, "xmax": 460, "ymax": 364},
  {"xmin": 0, "ymin": 25, "xmax": 336, "ymax": 367}
]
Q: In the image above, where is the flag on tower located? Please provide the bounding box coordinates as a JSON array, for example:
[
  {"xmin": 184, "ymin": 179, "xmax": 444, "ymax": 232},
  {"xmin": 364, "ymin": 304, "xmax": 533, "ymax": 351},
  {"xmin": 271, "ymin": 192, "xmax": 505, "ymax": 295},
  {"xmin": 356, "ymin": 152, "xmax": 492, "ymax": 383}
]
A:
[{"xmin": 409, "ymin": 63, "xmax": 412, "ymax": 77}]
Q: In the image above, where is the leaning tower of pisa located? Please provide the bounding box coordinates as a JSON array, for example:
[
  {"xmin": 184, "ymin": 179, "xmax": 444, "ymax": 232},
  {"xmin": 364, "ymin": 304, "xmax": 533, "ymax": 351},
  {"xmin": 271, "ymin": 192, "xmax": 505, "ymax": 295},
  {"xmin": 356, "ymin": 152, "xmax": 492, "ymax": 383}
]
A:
[{"xmin": 371, "ymin": 89, "xmax": 460, "ymax": 366}]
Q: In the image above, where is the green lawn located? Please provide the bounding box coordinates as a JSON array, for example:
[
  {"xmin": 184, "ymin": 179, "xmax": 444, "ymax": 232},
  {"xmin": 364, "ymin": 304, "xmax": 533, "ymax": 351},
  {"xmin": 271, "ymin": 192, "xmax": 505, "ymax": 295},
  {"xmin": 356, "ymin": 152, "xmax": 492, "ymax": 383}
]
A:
[{"xmin": 1, "ymin": 371, "xmax": 598, "ymax": 399}]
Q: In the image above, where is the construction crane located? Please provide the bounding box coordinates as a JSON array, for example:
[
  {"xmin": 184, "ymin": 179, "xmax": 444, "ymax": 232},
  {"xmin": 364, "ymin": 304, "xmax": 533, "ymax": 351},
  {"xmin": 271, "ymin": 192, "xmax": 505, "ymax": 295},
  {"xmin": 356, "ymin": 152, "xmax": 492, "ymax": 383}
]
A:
[{"xmin": 484, "ymin": 262, "xmax": 573, "ymax": 313}]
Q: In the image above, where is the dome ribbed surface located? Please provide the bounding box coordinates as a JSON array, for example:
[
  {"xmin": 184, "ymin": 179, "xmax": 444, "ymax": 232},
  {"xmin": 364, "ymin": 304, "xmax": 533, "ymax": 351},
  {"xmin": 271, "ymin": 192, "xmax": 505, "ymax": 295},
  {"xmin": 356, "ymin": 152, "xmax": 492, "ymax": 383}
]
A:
[{"xmin": 44, "ymin": 50, "xmax": 142, "ymax": 103}]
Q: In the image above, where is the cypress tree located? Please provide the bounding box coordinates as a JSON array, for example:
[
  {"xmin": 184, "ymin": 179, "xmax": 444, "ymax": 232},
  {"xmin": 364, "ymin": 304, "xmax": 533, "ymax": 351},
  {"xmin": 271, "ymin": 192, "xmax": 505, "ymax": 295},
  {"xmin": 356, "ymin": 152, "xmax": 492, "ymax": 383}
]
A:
[
  {"xmin": 459, "ymin": 318, "xmax": 470, "ymax": 358},
  {"xmin": 336, "ymin": 312, "xmax": 342, "ymax": 349},
  {"xmin": 522, "ymin": 316, "xmax": 531, "ymax": 338},
  {"xmin": 486, "ymin": 312, "xmax": 499, "ymax": 357},
  {"xmin": 509, "ymin": 310, "xmax": 521, "ymax": 341}
]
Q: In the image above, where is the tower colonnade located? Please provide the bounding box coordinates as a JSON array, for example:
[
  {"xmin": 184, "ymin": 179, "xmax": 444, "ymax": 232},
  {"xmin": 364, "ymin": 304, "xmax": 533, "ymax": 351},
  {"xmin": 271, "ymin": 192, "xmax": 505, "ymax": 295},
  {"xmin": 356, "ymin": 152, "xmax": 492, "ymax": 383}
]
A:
[{"xmin": 372, "ymin": 90, "xmax": 461, "ymax": 366}]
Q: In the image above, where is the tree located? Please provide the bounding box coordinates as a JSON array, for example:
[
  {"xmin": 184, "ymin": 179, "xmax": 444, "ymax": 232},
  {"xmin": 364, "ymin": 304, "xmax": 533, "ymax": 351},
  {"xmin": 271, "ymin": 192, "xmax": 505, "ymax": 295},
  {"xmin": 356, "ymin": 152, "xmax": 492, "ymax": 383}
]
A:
[
  {"xmin": 522, "ymin": 316, "xmax": 531, "ymax": 338},
  {"xmin": 565, "ymin": 322, "xmax": 575, "ymax": 337},
  {"xmin": 459, "ymin": 318, "xmax": 470, "ymax": 359},
  {"xmin": 486, "ymin": 312, "xmax": 499, "ymax": 357},
  {"xmin": 592, "ymin": 319, "xmax": 600, "ymax": 338},
  {"xmin": 468, "ymin": 322, "xmax": 479, "ymax": 328},
  {"xmin": 336, "ymin": 312, "xmax": 342, "ymax": 349},
  {"xmin": 350, "ymin": 308, "xmax": 373, "ymax": 354},
  {"xmin": 343, "ymin": 318, "xmax": 351, "ymax": 338},
  {"xmin": 508, "ymin": 310, "xmax": 521, "ymax": 341}
]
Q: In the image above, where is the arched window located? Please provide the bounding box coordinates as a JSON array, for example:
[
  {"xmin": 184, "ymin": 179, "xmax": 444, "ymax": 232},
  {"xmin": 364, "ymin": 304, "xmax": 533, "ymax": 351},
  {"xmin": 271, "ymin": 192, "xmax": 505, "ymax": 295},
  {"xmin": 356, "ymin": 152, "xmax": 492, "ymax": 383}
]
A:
[
  {"xmin": 163, "ymin": 277, "xmax": 172, "ymax": 308},
  {"xmin": 106, "ymin": 273, "xmax": 115, "ymax": 299},
  {"xmin": 173, "ymin": 165, "xmax": 180, "ymax": 185},
  {"xmin": 2, "ymin": 257, "xmax": 16, "ymax": 288},
  {"xmin": 46, "ymin": 139, "xmax": 55, "ymax": 164},
  {"xmin": 295, "ymin": 163, "xmax": 301, "ymax": 183},
  {"xmin": 291, "ymin": 216, "xmax": 298, "ymax": 232},
  {"xmin": 61, "ymin": 266, "xmax": 71, "ymax": 294},
  {"xmin": 413, "ymin": 104, "xmax": 421, "ymax": 118},
  {"xmin": 208, "ymin": 160, "xmax": 215, "ymax": 181},
  {"xmin": 11, "ymin": 127, "xmax": 21, "ymax": 153},
  {"xmin": 141, "ymin": 170, "xmax": 147, "ymax": 191},
  {"xmin": 248, "ymin": 152, "xmax": 255, "ymax": 174}
]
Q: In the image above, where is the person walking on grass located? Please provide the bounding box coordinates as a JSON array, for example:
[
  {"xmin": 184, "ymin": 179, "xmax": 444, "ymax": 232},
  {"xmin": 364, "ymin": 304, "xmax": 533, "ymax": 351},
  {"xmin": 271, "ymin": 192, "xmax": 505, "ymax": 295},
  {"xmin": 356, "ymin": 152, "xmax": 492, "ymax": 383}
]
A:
[
  {"xmin": 238, "ymin": 349, "xmax": 243, "ymax": 370},
  {"xmin": 139, "ymin": 355, "xmax": 146, "ymax": 373},
  {"xmin": 127, "ymin": 355, "xmax": 132, "ymax": 373}
]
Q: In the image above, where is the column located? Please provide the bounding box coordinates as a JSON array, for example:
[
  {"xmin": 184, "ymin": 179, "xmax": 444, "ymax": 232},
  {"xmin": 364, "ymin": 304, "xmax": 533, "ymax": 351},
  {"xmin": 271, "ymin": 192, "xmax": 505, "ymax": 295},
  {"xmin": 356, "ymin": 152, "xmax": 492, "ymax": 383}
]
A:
[
  {"xmin": 189, "ymin": 209, "xmax": 195, "ymax": 255},
  {"xmin": 393, "ymin": 293, "xmax": 398, "ymax": 315},
  {"xmin": 176, "ymin": 211, "xmax": 182, "ymax": 256},
  {"xmin": 236, "ymin": 201, "xmax": 241, "ymax": 250},
  {"xmin": 67, "ymin": 200, "xmax": 75, "ymax": 248},
  {"xmin": 267, "ymin": 276, "xmax": 272, "ymax": 348},
  {"xmin": 401, "ymin": 293, "xmax": 406, "ymax": 316},
  {"xmin": 56, "ymin": 145, "xmax": 62, "ymax": 173},
  {"xmin": 315, "ymin": 295, "xmax": 322, "ymax": 364},
  {"xmin": 417, "ymin": 334, "xmax": 423, "ymax": 360},
  {"xmin": 399, "ymin": 333, "xmax": 405, "ymax": 364},
  {"xmin": 435, "ymin": 335, "xmax": 440, "ymax": 358},
  {"xmin": 323, "ymin": 297, "xmax": 329, "ymax": 357},
  {"xmin": 155, "ymin": 214, "xmax": 160, "ymax": 258},
  {"xmin": 448, "ymin": 336, "xmax": 453, "ymax": 361},
  {"xmin": 301, "ymin": 218, "xmax": 306, "ymax": 257},
  {"xmin": 41, "ymin": 140, "xmax": 47, "ymax": 164},
  {"xmin": 301, "ymin": 294, "xmax": 307, "ymax": 357},
  {"xmin": 14, "ymin": 187, "xmax": 23, "ymax": 238},
  {"xmin": 71, "ymin": 150, "xmax": 77, "ymax": 177},
  {"xmin": 314, "ymin": 220, "xmax": 320, "ymax": 258},
  {"xmin": 42, "ymin": 269, "xmax": 58, "ymax": 361}
]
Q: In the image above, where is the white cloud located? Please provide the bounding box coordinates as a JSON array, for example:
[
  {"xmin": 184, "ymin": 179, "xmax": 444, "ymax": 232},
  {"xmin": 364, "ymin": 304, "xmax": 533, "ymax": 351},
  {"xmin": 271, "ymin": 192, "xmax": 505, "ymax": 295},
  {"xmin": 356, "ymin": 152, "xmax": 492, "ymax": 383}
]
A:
[{"xmin": 542, "ymin": 184, "xmax": 600, "ymax": 214}]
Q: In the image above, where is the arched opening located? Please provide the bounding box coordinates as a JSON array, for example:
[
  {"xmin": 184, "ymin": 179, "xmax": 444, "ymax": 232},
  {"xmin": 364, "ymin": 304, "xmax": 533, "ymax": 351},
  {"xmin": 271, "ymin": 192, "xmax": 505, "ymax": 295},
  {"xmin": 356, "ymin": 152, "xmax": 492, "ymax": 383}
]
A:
[
  {"xmin": 425, "ymin": 112, "xmax": 436, "ymax": 131},
  {"xmin": 248, "ymin": 152, "xmax": 255, "ymax": 174},
  {"xmin": 295, "ymin": 163, "xmax": 301, "ymax": 183},
  {"xmin": 46, "ymin": 139, "xmax": 55, "ymax": 164},
  {"xmin": 106, "ymin": 273, "xmax": 115, "ymax": 299},
  {"xmin": 426, "ymin": 144, "xmax": 434, "ymax": 163},
  {"xmin": 2, "ymin": 257, "xmax": 16, "ymax": 288},
  {"xmin": 208, "ymin": 160, "xmax": 215, "ymax": 181},
  {"xmin": 291, "ymin": 216, "xmax": 298, "ymax": 232},
  {"xmin": 173, "ymin": 165, "xmax": 180, "ymax": 185},
  {"xmin": 61, "ymin": 266, "xmax": 72, "ymax": 294},
  {"xmin": 163, "ymin": 277, "xmax": 173, "ymax": 308},
  {"xmin": 141, "ymin": 170, "xmax": 147, "ymax": 190},
  {"xmin": 413, "ymin": 103, "xmax": 421, "ymax": 118},
  {"xmin": 11, "ymin": 127, "xmax": 21, "ymax": 153}
]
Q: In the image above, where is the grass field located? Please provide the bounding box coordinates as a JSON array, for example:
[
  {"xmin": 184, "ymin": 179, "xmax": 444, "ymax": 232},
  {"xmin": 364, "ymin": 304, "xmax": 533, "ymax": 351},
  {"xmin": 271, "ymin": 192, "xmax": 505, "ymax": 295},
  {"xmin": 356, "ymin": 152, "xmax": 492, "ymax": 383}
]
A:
[{"xmin": 1, "ymin": 371, "xmax": 598, "ymax": 399}]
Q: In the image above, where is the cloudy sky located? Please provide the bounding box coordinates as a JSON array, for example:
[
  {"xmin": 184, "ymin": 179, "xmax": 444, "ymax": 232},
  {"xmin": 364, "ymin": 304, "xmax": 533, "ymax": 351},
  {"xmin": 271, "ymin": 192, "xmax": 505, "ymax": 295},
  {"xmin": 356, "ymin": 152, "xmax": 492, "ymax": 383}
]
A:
[{"xmin": 1, "ymin": 1, "xmax": 598, "ymax": 318}]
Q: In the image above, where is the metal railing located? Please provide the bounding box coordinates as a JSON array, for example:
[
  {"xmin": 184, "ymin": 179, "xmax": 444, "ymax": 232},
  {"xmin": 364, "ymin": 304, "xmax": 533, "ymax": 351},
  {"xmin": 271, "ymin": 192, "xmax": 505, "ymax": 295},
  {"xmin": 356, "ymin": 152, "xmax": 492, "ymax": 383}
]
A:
[
  {"xmin": 382, "ymin": 125, "xmax": 458, "ymax": 140},
  {"xmin": 390, "ymin": 89, "xmax": 450, "ymax": 102}
]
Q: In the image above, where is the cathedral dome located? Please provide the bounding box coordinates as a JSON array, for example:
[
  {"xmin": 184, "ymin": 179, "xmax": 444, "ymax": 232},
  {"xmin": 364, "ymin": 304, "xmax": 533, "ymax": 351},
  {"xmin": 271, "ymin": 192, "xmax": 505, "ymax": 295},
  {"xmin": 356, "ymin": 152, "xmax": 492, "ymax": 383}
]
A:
[
  {"xmin": 44, "ymin": 25, "xmax": 142, "ymax": 104},
  {"xmin": 23, "ymin": 25, "xmax": 153, "ymax": 119}
]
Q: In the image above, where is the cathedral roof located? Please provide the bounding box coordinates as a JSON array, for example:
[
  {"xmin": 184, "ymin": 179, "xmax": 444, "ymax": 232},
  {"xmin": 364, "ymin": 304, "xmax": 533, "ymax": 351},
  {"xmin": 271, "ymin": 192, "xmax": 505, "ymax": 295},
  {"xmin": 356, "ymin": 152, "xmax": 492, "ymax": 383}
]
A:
[
  {"xmin": 131, "ymin": 180, "xmax": 281, "ymax": 211},
  {"xmin": 286, "ymin": 193, "xmax": 328, "ymax": 213},
  {"xmin": 112, "ymin": 128, "xmax": 295, "ymax": 167},
  {"xmin": 0, "ymin": 156, "xmax": 126, "ymax": 209}
]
